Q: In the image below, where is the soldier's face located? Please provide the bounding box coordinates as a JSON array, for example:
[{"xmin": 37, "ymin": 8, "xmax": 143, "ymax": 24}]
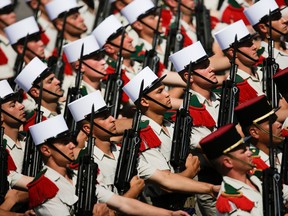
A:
[
  {"xmin": 145, "ymin": 83, "xmax": 172, "ymax": 111},
  {"xmin": 92, "ymin": 115, "xmax": 117, "ymax": 140},
  {"xmin": 24, "ymin": 36, "xmax": 45, "ymax": 60},
  {"xmin": 41, "ymin": 73, "xmax": 63, "ymax": 101},
  {"xmin": 110, "ymin": 33, "xmax": 136, "ymax": 58},
  {"xmin": 83, "ymin": 56, "xmax": 107, "ymax": 79},
  {"xmin": 237, "ymin": 39, "xmax": 259, "ymax": 66},
  {"xmin": 226, "ymin": 145, "xmax": 253, "ymax": 173},
  {"xmin": 1, "ymin": 99, "xmax": 26, "ymax": 126},
  {"xmin": 50, "ymin": 141, "xmax": 75, "ymax": 165},
  {"xmin": 140, "ymin": 14, "xmax": 163, "ymax": 36},
  {"xmin": 61, "ymin": 12, "xmax": 87, "ymax": 35}
]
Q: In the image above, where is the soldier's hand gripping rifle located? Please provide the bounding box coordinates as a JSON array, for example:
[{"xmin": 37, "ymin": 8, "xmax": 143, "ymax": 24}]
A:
[
  {"xmin": 217, "ymin": 36, "xmax": 239, "ymax": 127},
  {"xmin": 50, "ymin": 12, "xmax": 68, "ymax": 83},
  {"xmin": 263, "ymin": 115, "xmax": 284, "ymax": 216},
  {"xmin": 195, "ymin": 0, "xmax": 213, "ymax": 56},
  {"xmin": 163, "ymin": 0, "xmax": 184, "ymax": 69},
  {"xmin": 0, "ymin": 103, "xmax": 9, "ymax": 205},
  {"xmin": 262, "ymin": 10, "xmax": 280, "ymax": 109},
  {"xmin": 104, "ymin": 29, "xmax": 125, "ymax": 118},
  {"xmin": 170, "ymin": 62, "xmax": 193, "ymax": 173},
  {"xmin": 143, "ymin": 7, "xmax": 162, "ymax": 74},
  {"xmin": 75, "ymin": 105, "xmax": 98, "ymax": 216},
  {"xmin": 22, "ymin": 80, "xmax": 44, "ymax": 177},
  {"xmin": 64, "ymin": 44, "xmax": 84, "ymax": 134},
  {"xmin": 114, "ymin": 81, "xmax": 144, "ymax": 195}
]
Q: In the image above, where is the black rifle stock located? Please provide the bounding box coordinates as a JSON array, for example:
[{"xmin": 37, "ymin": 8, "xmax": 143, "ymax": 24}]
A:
[
  {"xmin": 143, "ymin": 8, "xmax": 162, "ymax": 73},
  {"xmin": 114, "ymin": 81, "xmax": 144, "ymax": 195},
  {"xmin": 263, "ymin": 116, "xmax": 284, "ymax": 216},
  {"xmin": 104, "ymin": 29, "xmax": 125, "ymax": 118},
  {"xmin": 170, "ymin": 62, "xmax": 193, "ymax": 173},
  {"xmin": 64, "ymin": 44, "xmax": 84, "ymax": 133},
  {"xmin": 52, "ymin": 12, "xmax": 68, "ymax": 83},
  {"xmin": 22, "ymin": 81, "xmax": 44, "ymax": 177},
  {"xmin": 0, "ymin": 105, "xmax": 9, "ymax": 205},
  {"xmin": 195, "ymin": 0, "xmax": 213, "ymax": 56},
  {"xmin": 75, "ymin": 105, "xmax": 98, "ymax": 215},
  {"xmin": 262, "ymin": 11, "xmax": 279, "ymax": 109},
  {"xmin": 217, "ymin": 36, "xmax": 239, "ymax": 127},
  {"xmin": 163, "ymin": 0, "xmax": 184, "ymax": 69},
  {"xmin": 93, "ymin": 0, "xmax": 111, "ymax": 30}
]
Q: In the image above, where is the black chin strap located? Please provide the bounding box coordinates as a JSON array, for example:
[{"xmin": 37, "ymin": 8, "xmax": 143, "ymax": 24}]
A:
[
  {"xmin": 192, "ymin": 70, "xmax": 218, "ymax": 85},
  {"xmin": 265, "ymin": 23, "xmax": 287, "ymax": 37},
  {"xmin": 226, "ymin": 153, "xmax": 256, "ymax": 169},
  {"xmin": 236, "ymin": 49, "xmax": 259, "ymax": 63},
  {"xmin": 93, "ymin": 122, "xmax": 118, "ymax": 137},
  {"xmin": 138, "ymin": 19, "xmax": 162, "ymax": 35},
  {"xmin": 34, "ymin": 84, "xmax": 63, "ymax": 98},
  {"xmin": 0, "ymin": 19, "xmax": 9, "ymax": 27},
  {"xmin": 47, "ymin": 142, "xmax": 74, "ymax": 163},
  {"xmin": 65, "ymin": 21, "xmax": 86, "ymax": 32},
  {"xmin": 107, "ymin": 41, "xmax": 136, "ymax": 55},
  {"xmin": 82, "ymin": 61, "xmax": 106, "ymax": 76},
  {"xmin": 1, "ymin": 109, "xmax": 25, "ymax": 124},
  {"xmin": 26, "ymin": 47, "xmax": 44, "ymax": 60},
  {"xmin": 144, "ymin": 95, "xmax": 171, "ymax": 110}
]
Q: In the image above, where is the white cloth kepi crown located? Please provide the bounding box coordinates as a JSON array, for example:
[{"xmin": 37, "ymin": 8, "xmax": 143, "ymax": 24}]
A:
[
  {"xmin": 14, "ymin": 57, "xmax": 48, "ymax": 92},
  {"xmin": 45, "ymin": 0, "xmax": 80, "ymax": 20},
  {"xmin": 244, "ymin": 0, "xmax": 279, "ymax": 26},
  {"xmin": 92, "ymin": 15, "xmax": 123, "ymax": 48},
  {"xmin": 123, "ymin": 66, "xmax": 160, "ymax": 103},
  {"xmin": 214, "ymin": 20, "xmax": 250, "ymax": 50},
  {"xmin": 29, "ymin": 115, "xmax": 69, "ymax": 146},
  {"xmin": 121, "ymin": 0, "xmax": 155, "ymax": 24},
  {"xmin": 63, "ymin": 35, "xmax": 101, "ymax": 63},
  {"xmin": 0, "ymin": 80, "xmax": 14, "ymax": 100},
  {"xmin": 0, "ymin": 0, "xmax": 12, "ymax": 8},
  {"xmin": 4, "ymin": 16, "xmax": 39, "ymax": 45},
  {"xmin": 169, "ymin": 41, "xmax": 208, "ymax": 72},
  {"xmin": 68, "ymin": 90, "xmax": 107, "ymax": 122}
]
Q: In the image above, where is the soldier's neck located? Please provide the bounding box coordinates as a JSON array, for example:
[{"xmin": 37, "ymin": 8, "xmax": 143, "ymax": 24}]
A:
[
  {"xmin": 95, "ymin": 139, "xmax": 114, "ymax": 158},
  {"xmin": 41, "ymin": 100, "xmax": 58, "ymax": 113},
  {"xmin": 191, "ymin": 85, "xmax": 212, "ymax": 102},
  {"xmin": 3, "ymin": 124, "xmax": 20, "ymax": 144},
  {"xmin": 82, "ymin": 76, "xmax": 101, "ymax": 90},
  {"xmin": 144, "ymin": 111, "xmax": 164, "ymax": 126}
]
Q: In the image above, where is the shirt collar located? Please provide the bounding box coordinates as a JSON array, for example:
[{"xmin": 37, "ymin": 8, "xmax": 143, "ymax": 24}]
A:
[
  {"xmin": 41, "ymin": 105, "xmax": 58, "ymax": 118},
  {"xmin": 237, "ymin": 68, "xmax": 260, "ymax": 81},
  {"xmin": 3, "ymin": 134, "xmax": 22, "ymax": 150},
  {"xmin": 190, "ymin": 89, "xmax": 218, "ymax": 106},
  {"xmin": 93, "ymin": 143, "xmax": 118, "ymax": 161}
]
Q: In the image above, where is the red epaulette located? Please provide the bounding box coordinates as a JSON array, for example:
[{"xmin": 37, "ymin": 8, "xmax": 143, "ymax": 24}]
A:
[
  {"xmin": 236, "ymin": 80, "xmax": 258, "ymax": 104},
  {"xmin": 221, "ymin": 4, "xmax": 250, "ymax": 25},
  {"xmin": 3, "ymin": 138, "xmax": 17, "ymax": 175},
  {"xmin": 39, "ymin": 26, "xmax": 50, "ymax": 45},
  {"xmin": 161, "ymin": 8, "xmax": 173, "ymax": 30},
  {"xmin": 139, "ymin": 120, "xmax": 161, "ymax": 152},
  {"xmin": 23, "ymin": 111, "xmax": 47, "ymax": 131},
  {"xmin": 0, "ymin": 47, "xmax": 8, "ymax": 65},
  {"xmin": 210, "ymin": 16, "xmax": 220, "ymax": 30},
  {"xmin": 27, "ymin": 169, "xmax": 59, "ymax": 209},
  {"xmin": 216, "ymin": 183, "xmax": 254, "ymax": 213},
  {"xmin": 180, "ymin": 26, "xmax": 193, "ymax": 47}
]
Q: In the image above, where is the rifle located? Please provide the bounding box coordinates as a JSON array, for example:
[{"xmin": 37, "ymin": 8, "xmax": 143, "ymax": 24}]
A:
[
  {"xmin": 93, "ymin": 0, "xmax": 111, "ymax": 30},
  {"xmin": 114, "ymin": 81, "xmax": 144, "ymax": 195},
  {"xmin": 63, "ymin": 44, "xmax": 84, "ymax": 134},
  {"xmin": 75, "ymin": 105, "xmax": 98, "ymax": 216},
  {"xmin": 14, "ymin": 34, "xmax": 28, "ymax": 92},
  {"xmin": 170, "ymin": 62, "xmax": 193, "ymax": 173},
  {"xmin": 0, "ymin": 103, "xmax": 9, "ymax": 205},
  {"xmin": 262, "ymin": 10, "xmax": 279, "ymax": 109},
  {"xmin": 22, "ymin": 81, "xmax": 44, "ymax": 176},
  {"xmin": 163, "ymin": 0, "xmax": 184, "ymax": 69},
  {"xmin": 217, "ymin": 36, "xmax": 239, "ymax": 127},
  {"xmin": 262, "ymin": 115, "xmax": 284, "ymax": 216},
  {"xmin": 104, "ymin": 29, "xmax": 125, "ymax": 118},
  {"xmin": 143, "ymin": 7, "xmax": 162, "ymax": 74},
  {"xmin": 281, "ymin": 136, "xmax": 288, "ymax": 184},
  {"xmin": 52, "ymin": 12, "xmax": 68, "ymax": 83},
  {"xmin": 195, "ymin": 0, "xmax": 213, "ymax": 56}
]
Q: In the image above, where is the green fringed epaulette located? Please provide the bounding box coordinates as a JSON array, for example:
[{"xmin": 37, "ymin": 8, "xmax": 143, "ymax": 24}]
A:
[
  {"xmin": 25, "ymin": 110, "xmax": 35, "ymax": 120},
  {"xmin": 139, "ymin": 120, "xmax": 150, "ymax": 130},
  {"xmin": 213, "ymin": 74, "xmax": 245, "ymax": 95},
  {"xmin": 80, "ymin": 85, "xmax": 88, "ymax": 96},
  {"xmin": 189, "ymin": 94, "xmax": 203, "ymax": 108},
  {"xmin": 32, "ymin": 168, "xmax": 48, "ymax": 183},
  {"xmin": 223, "ymin": 182, "xmax": 242, "ymax": 197},
  {"xmin": 249, "ymin": 147, "xmax": 260, "ymax": 157},
  {"xmin": 106, "ymin": 57, "xmax": 117, "ymax": 68},
  {"xmin": 228, "ymin": 0, "xmax": 242, "ymax": 8},
  {"xmin": 130, "ymin": 43, "xmax": 146, "ymax": 62},
  {"xmin": 18, "ymin": 131, "xmax": 28, "ymax": 139},
  {"xmin": 164, "ymin": 110, "xmax": 177, "ymax": 121},
  {"xmin": 257, "ymin": 47, "xmax": 265, "ymax": 56},
  {"xmin": 2, "ymin": 138, "xmax": 7, "ymax": 149},
  {"xmin": 235, "ymin": 74, "xmax": 244, "ymax": 83}
]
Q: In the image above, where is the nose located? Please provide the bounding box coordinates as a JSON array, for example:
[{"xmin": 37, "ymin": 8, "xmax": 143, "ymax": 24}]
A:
[
  {"xmin": 108, "ymin": 115, "xmax": 116, "ymax": 122},
  {"xmin": 69, "ymin": 142, "xmax": 76, "ymax": 149},
  {"xmin": 16, "ymin": 101, "xmax": 25, "ymax": 110}
]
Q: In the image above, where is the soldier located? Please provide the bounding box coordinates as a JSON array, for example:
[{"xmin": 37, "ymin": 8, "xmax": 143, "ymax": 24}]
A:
[
  {"xmin": 0, "ymin": 0, "xmax": 17, "ymax": 80},
  {"xmin": 244, "ymin": 0, "xmax": 288, "ymax": 70},
  {"xmin": 63, "ymin": 35, "xmax": 106, "ymax": 95},
  {"xmin": 200, "ymin": 124, "xmax": 263, "ymax": 215},
  {"xmin": 14, "ymin": 57, "xmax": 63, "ymax": 121},
  {"xmin": 4, "ymin": 16, "xmax": 45, "ymax": 71},
  {"xmin": 169, "ymin": 41, "xmax": 221, "ymax": 215},
  {"xmin": 122, "ymin": 66, "xmax": 200, "ymax": 212}
]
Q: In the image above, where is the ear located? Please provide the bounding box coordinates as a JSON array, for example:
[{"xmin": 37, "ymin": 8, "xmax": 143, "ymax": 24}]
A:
[
  {"xmin": 30, "ymin": 0, "xmax": 39, "ymax": 9},
  {"xmin": 258, "ymin": 23, "xmax": 268, "ymax": 34},
  {"xmin": 140, "ymin": 97, "xmax": 149, "ymax": 108},
  {"xmin": 249, "ymin": 125, "xmax": 260, "ymax": 139},
  {"xmin": 104, "ymin": 43, "xmax": 115, "ymax": 55},
  {"xmin": 39, "ymin": 144, "xmax": 51, "ymax": 157},
  {"xmin": 15, "ymin": 44, "xmax": 24, "ymax": 55},
  {"xmin": 29, "ymin": 86, "xmax": 40, "ymax": 98},
  {"xmin": 222, "ymin": 156, "xmax": 233, "ymax": 168},
  {"xmin": 82, "ymin": 123, "xmax": 91, "ymax": 135},
  {"xmin": 132, "ymin": 21, "xmax": 143, "ymax": 31},
  {"xmin": 54, "ymin": 19, "xmax": 64, "ymax": 31}
]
